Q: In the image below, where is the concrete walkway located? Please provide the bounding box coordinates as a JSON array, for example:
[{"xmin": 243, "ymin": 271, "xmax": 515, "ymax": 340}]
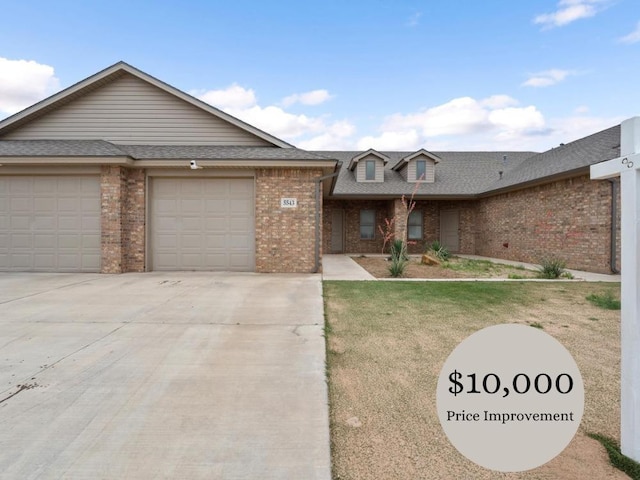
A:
[
  {"xmin": 0, "ymin": 272, "xmax": 330, "ymax": 479},
  {"xmin": 322, "ymin": 254, "xmax": 621, "ymax": 283},
  {"xmin": 322, "ymin": 254, "xmax": 375, "ymax": 280}
]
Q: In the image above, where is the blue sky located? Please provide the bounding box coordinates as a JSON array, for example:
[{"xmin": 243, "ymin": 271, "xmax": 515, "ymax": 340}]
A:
[{"xmin": 0, "ymin": 0, "xmax": 638, "ymax": 151}]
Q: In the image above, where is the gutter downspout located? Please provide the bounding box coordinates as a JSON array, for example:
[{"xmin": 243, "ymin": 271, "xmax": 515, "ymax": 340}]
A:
[
  {"xmin": 314, "ymin": 161, "xmax": 343, "ymax": 273},
  {"xmin": 609, "ymin": 178, "xmax": 620, "ymax": 274}
]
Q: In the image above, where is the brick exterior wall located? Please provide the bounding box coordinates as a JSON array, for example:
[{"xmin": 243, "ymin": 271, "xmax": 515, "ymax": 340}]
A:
[
  {"xmin": 323, "ymin": 199, "xmax": 475, "ymax": 255},
  {"xmin": 100, "ymin": 166, "xmax": 145, "ymax": 273},
  {"xmin": 474, "ymin": 175, "xmax": 620, "ymax": 274},
  {"xmin": 323, "ymin": 200, "xmax": 393, "ymax": 254},
  {"xmin": 255, "ymin": 168, "xmax": 322, "ymax": 273},
  {"xmin": 322, "ymin": 177, "xmax": 620, "ymax": 274}
]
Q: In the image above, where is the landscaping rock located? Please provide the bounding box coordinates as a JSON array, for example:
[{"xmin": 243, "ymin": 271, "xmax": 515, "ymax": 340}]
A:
[{"xmin": 421, "ymin": 254, "xmax": 441, "ymax": 266}]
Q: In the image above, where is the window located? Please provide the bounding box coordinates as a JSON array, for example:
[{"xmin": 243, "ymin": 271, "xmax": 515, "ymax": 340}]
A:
[
  {"xmin": 365, "ymin": 160, "xmax": 376, "ymax": 180},
  {"xmin": 408, "ymin": 210, "xmax": 423, "ymax": 240},
  {"xmin": 360, "ymin": 210, "xmax": 375, "ymax": 239},
  {"xmin": 415, "ymin": 160, "xmax": 426, "ymax": 181}
]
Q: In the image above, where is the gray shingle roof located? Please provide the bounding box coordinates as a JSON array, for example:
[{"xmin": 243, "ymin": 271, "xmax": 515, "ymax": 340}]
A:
[
  {"xmin": 482, "ymin": 125, "xmax": 620, "ymax": 193},
  {"xmin": 0, "ymin": 140, "xmax": 128, "ymax": 156},
  {"xmin": 315, "ymin": 124, "xmax": 621, "ymax": 197},
  {"xmin": 319, "ymin": 151, "xmax": 536, "ymax": 197},
  {"xmin": 0, "ymin": 124, "xmax": 621, "ymax": 197},
  {"xmin": 0, "ymin": 140, "xmax": 332, "ymax": 161},
  {"xmin": 118, "ymin": 145, "xmax": 330, "ymax": 160}
]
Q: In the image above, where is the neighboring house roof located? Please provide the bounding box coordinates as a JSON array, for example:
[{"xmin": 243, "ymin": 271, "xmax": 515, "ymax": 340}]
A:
[
  {"xmin": 0, "ymin": 61, "xmax": 293, "ymax": 149},
  {"xmin": 316, "ymin": 124, "xmax": 622, "ymax": 198}
]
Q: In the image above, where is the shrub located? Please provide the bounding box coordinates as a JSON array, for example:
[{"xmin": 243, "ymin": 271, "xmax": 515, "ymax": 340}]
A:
[
  {"xmin": 427, "ymin": 240, "xmax": 451, "ymax": 261},
  {"xmin": 390, "ymin": 239, "xmax": 408, "ymax": 261},
  {"xmin": 388, "ymin": 256, "xmax": 408, "ymax": 277},
  {"xmin": 586, "ymin": 291, "xmax": 621, "ymax": 310},
  {"xmin": 537, "ymin": 257, "xmax": 566, "ymax": 279}
]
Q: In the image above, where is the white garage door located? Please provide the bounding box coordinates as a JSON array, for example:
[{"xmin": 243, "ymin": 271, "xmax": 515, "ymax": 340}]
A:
[
  {"xmin": 0, "ymin": 176, "xmax": 101, "ymax": 272},
  {"xmin": 151, "ymin": 178, "xmax": 255, "ymax": 271}
]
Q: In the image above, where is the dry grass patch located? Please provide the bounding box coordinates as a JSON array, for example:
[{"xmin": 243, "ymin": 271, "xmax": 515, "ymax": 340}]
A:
[
  {"xmin": 353, "ymin": 256, "xmax": 539, "ymax": 279},
  {"xmin": 324, "ymin": 281, "xmax": 624, "ymax": 480}
]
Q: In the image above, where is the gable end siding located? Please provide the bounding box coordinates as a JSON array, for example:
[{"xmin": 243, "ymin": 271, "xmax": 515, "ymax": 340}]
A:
[
  {"xmin": 355, "ymin": 155, "xmax": 384, "ymax": 182},
  {"xmin": 409, "ymin": 159, "xmax": 435, "ymax": 182},
  {"xmin": 2, "ymin": 74, "xmax": 272, "ymax": 146}
]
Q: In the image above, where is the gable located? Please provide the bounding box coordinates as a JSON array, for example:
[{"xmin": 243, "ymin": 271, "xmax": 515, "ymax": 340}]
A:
[
  {"xmin": 0, "ymin": 72, "xmax": 273, "ymax": 146},
  {"xmin": 355, "ymin": 153, "xmax": 385, "ymax": 182}
]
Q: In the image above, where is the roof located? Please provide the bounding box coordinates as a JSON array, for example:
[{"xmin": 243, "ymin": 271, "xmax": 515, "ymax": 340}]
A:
[
  {"xmin": 316, "ymin": 124, "xmax": 621, "ymax": 197},
  {"xmin": 320, "ymin": 151, "xmax": 536, "ymax": 197},
  {"xmin": 482, "ymin": 125, "xmax": 621, "ymax": 194},
  {"xmin": 0, "ymin": 61, "xmax": 293, "ymax": 149},
  {"xmin": 0, "ymin": 140, "xmax": 329, "ymax": 161},
  {"xmin": 392, "ymin": 149, "xmax": 441, "ymax": 172},
  {"xmin": 348, "ymin": 149, "xmax": 390, "ymax": 171}
]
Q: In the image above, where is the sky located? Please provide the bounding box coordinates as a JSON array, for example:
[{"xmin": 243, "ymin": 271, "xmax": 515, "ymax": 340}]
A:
[{"xmin": 0, "ymin": 0, "xmax": 638, "ymax": 152}]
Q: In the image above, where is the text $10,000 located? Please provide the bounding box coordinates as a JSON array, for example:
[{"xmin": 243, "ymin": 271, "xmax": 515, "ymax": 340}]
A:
[{"xmin": 448, "ymin": 371, "xmax": 574, "ymax": 398}]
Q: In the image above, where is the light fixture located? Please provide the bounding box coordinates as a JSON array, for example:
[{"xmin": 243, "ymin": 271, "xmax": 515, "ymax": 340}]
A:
[{"xmin": 189, "ymin": 160, "xmax": 203, "ymax": 170}]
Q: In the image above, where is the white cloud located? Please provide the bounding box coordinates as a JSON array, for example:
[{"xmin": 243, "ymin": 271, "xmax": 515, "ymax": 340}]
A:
[
  {"xmin": 357, "ymin": 95, "xmax": 555, "ymax": 151},
  {"xmin": 534, "ymin": 0, "xmax": 609, "ymax": 28},
  {"xmin": 481, "ymin": 95, "xmax": 519, "ymax": 109},
  {"xmin": 282, "ymin": 89, "xmax": 333, "ymax": 107},
  {"xmin": 522, "ymin": 69, "xmax": 574, "ymax": 87},
  {"xmin": 574, "ymin": 105, "xmax": 590, "ymax": 114},
  {"xmin": 298, "ymin": 121, "xmax": 356, "ymax": 150},
  {"xmin": 619, "ymin": 21, "xmax": 640, "ymax": 44},
  {"xmin": 357, "ymin": 130, "xmax": 421, "ymax": 151},
  {"xmin": 191, "ymin": 83, "xmax": 257, "ymax": 109},
  {"xmin": 0, "ymin": 58, "xmax": 60, "ymax": 115},
  {"xmin": 195, "ymin": 85, "xmax": 354, "ymax": 146}
]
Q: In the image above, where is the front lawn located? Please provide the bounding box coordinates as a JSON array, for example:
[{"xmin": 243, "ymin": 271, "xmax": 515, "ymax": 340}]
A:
[{"xmin": 324, "ymin": 281, "xmax": 624, "ymax": 480}]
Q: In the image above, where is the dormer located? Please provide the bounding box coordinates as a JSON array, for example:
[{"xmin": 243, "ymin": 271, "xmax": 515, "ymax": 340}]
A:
[
  {"xmin": 391, "ymin": 149, "xmax": 440, "ymax": 183},
  {"xmin": 348, "ymin": 149, "xmax": 389, "ymax": 183}
]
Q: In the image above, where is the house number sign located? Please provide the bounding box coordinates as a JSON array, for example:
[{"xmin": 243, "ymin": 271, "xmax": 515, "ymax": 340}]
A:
[{"xmin": 280, "ymin": 198, "xmax": 298, "ymax": 208}]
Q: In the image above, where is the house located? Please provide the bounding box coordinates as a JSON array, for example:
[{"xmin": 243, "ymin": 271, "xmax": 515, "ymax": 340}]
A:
[
  {"xmin": 0, "ymin": 62, "xmax": 621, "ymax": 275},
  {"xmin": 320, "ymin": 125, "xmax": 621, "ymax": 274}
]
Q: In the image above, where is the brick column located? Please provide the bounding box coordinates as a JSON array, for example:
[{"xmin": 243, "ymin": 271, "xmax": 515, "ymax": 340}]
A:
[
  {"xmin": 101, "ymin": 166, "xmax": 125, "ymax": 273},
  {"xmin": 392, "ymin": 198, "xmax": 407, "ymax": 243},
  {"xmin": 255, "ymin": 168, "xmax": 321, "ymax": 273},
  {"xmin": 100, "ymin": 166, "xmax": 146, "ymax": 273}
]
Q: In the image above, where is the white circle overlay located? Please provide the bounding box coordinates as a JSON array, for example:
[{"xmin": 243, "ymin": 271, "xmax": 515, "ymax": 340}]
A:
[{"xmin": 436, "ymin": 324, "xmax": 584, "ymax": 472}]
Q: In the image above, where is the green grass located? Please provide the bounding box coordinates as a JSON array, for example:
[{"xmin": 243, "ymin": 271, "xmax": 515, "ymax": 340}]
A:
[
  {"xmin": 588, "ymin": 433, "xmax": 640, "ymax": 479},
  {"xmin": 529, "ymin": 321, "xmax": 544, "ymax": 329},
  {"xmin": 587, "ymin": 291, "xmax": 621, "ymax": 310},
  {"xmin": 441, "ymin": 257, "xmax": 533, "ymax": 277}
]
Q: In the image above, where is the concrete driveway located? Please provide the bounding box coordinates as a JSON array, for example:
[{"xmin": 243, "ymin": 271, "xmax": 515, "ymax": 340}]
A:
[{"xmin": 0, "ymin": 272, "xmax": 330, "ymax": 479}]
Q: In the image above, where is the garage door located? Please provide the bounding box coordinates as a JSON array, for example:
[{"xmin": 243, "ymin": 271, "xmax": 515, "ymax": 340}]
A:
[
  {"xmin": 0, "ymin": 176, "xmax": 101, "ymax": 272},
  {"xmin": 151, "ymin": 178, "xmax": 255, "ymax": 271}
]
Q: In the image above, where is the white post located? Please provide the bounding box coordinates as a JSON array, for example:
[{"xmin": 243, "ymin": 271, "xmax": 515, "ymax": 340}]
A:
[
  {"xmin": 619, "ymin": 117, "xmax": 640, "ymax": 461},
  {"xmin": 591, "ymin": 117, "xmax": 640, "ymax": 461}
]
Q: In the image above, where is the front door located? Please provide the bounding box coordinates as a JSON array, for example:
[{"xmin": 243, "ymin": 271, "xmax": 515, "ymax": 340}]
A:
[
  {"xmin": 440, "ymin": 210, "xmax": 460, "ymax": 252},
  {"xmin": 331, "ymin": 209, "xmax": 344, "ymax": 253}
]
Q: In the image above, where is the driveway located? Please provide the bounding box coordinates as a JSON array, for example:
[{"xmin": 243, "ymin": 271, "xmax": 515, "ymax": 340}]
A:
[{"xmin": 0, "ymin": 272, "xmax": 330, "ymax": 479}]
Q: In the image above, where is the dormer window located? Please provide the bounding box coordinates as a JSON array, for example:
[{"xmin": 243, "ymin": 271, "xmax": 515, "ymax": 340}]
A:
[
  {"xmin": 348, "ymin": 149, "xmax": 389, "ymax": 183},
  {"xmin": 416, "ymin": 160, "xmax": 426, "ymax": 181},
  {"xmin": 365, "ymin": 160, "xmax": 375, "ymax": 180},
  {"xmin": 391, "ymin": 149, "xmax": 440, "ymax": 183}
]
